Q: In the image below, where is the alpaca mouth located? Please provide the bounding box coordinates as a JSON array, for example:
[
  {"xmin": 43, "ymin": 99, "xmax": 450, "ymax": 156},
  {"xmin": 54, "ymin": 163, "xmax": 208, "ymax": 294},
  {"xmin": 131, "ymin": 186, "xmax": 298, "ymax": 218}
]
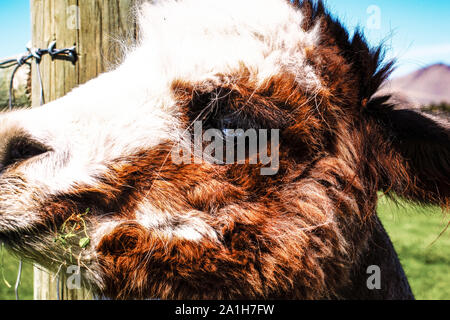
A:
[
  {"xmin": 0, "ymin": 231, "xmax": 18, "ymax": 246},
  {"xmin": 0, "ymin": 228, "xmax": 25, "ymax": 249},
  {"xmin": 0, "ymin": 222, "xmax": 58, "ymax": 266},
  {"xmin": 0, "ymin": 214, "xmax": 41, "ymax": 244}
]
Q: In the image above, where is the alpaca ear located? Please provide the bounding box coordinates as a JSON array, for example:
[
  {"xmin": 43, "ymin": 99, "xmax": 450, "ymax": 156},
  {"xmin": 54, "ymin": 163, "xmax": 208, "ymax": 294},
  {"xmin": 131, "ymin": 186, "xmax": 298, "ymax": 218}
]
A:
[{"xmin": 368, "ymin": 100, "xmax": 450, "ymax": 205}]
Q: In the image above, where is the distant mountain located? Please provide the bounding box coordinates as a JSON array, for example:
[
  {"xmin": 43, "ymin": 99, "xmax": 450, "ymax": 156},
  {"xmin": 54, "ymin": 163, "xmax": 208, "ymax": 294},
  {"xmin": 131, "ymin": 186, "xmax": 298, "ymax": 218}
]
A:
[{"xmin": 379, "ymin": 63, "xmax": 450, "ymax": 108}]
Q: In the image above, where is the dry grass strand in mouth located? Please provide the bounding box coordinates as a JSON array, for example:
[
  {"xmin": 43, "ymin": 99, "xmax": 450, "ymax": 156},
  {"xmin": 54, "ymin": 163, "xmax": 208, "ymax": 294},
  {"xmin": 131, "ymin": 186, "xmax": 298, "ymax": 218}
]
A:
[{"xmin": 54, "ymin": 208, "xmax": 91, "ymax": 263}]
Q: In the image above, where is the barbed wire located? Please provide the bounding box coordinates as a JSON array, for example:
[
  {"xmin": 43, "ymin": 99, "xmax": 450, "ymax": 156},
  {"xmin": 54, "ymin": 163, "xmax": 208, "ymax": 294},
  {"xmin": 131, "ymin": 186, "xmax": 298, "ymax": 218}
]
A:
[
  {"xmin": 0, "ymin": 41, "xmax": 77, "ymax": 110},
  {"xmin": 0, "ymin": 41, "xmax": 77, "ymax": 300}
]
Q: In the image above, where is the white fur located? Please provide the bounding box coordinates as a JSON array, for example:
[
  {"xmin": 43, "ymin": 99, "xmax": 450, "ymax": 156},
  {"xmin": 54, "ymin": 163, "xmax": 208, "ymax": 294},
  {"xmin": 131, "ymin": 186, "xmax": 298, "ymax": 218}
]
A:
[
  {"xmin": 134, "ymin": 0, "xmax": 321, "ymax": 88},
  {"xmin": 135, "ymin": 202, "xmax": 218, "ymax": 242}
]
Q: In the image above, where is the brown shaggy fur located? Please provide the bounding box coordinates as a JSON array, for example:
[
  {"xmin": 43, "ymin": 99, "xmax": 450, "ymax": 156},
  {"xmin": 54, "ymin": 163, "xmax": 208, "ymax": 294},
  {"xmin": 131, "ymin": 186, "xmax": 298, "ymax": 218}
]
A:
[
  {"xmin": 48, "ymin": 1, "xmax": 447, "ymax": 299},
  {"xmin": 0, "ymin": 0, "xmax": 448, "ymax": 300}
]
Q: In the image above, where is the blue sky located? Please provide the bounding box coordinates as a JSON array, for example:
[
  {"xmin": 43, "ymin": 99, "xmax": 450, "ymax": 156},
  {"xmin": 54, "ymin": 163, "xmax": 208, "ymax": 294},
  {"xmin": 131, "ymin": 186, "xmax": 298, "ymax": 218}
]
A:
[
  {"xmin": 0, "ymin": 0, "xmax": 449, "ymax": 77},
  {"xmin": 0, "ymin": 1, "xmax": 30, "ymax": 59},
  {"xmin": 326, "ymin": 0, "xmax": 450, "ymax": 76}
]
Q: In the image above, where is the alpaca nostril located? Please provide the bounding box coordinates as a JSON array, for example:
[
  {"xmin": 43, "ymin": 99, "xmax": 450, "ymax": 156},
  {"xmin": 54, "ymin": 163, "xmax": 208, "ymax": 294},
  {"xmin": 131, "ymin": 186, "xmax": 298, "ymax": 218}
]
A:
[{"xmin": 2, "ymin": 137, "xmax": 48, "ymax": 169}]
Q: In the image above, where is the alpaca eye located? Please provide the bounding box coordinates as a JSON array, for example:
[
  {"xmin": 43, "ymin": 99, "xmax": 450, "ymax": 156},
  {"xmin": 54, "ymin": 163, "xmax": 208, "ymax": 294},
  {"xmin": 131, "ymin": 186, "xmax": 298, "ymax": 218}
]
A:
[
  {"xmin": 219, "ymin": 117, "xmax": 242, "ymax": 139},
  {"xmin": 222, "ymin": 128, "xmax": 245, "ymax": 138},
  {"xmin": 217, "ymin": 114, "xmax": 245, "ymax": 137}
]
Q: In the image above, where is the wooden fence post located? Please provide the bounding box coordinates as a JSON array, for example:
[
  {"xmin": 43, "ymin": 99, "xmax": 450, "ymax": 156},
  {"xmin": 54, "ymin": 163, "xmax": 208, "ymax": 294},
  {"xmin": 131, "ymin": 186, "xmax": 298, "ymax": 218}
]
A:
[{"xmin": 30, "ymin": 0, "xmax": 137, "ymax": 300}]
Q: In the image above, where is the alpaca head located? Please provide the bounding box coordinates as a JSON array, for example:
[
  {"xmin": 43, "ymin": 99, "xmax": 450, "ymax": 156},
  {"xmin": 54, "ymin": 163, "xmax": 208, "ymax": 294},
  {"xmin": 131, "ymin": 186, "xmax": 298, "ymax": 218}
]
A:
[{"xmin": 0, "ymin": 0, "xmax": 448, "ymax": 299}]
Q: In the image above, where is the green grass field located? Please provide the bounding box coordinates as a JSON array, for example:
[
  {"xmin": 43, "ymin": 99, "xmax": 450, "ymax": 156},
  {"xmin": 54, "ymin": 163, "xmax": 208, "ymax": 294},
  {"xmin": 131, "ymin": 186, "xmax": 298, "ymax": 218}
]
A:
[
  {"xmin": 0, "ymin": 197, "xmax": 448, "ymax": 300},
  {"xmin": 0, "ymin": 247, "xmax": 34, "ymax": 300},
  {"xmin": 377, "ymin": 197, "xmax": 449, "ymax": 300}
]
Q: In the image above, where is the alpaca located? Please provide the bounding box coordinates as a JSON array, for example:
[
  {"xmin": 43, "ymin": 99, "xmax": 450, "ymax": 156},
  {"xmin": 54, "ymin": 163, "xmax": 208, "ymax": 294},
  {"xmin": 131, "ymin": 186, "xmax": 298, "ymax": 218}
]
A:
[{"xmin": 0, "ymin": 0, "xmax": 448, "ymax": 300}]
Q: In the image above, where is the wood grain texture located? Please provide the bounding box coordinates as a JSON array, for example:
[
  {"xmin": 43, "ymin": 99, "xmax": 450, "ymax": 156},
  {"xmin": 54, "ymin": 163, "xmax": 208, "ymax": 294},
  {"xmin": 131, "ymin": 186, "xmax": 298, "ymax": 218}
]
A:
[{"xmin": 30, "ymin": 0, "xmax": 137, "ymax": 300}]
